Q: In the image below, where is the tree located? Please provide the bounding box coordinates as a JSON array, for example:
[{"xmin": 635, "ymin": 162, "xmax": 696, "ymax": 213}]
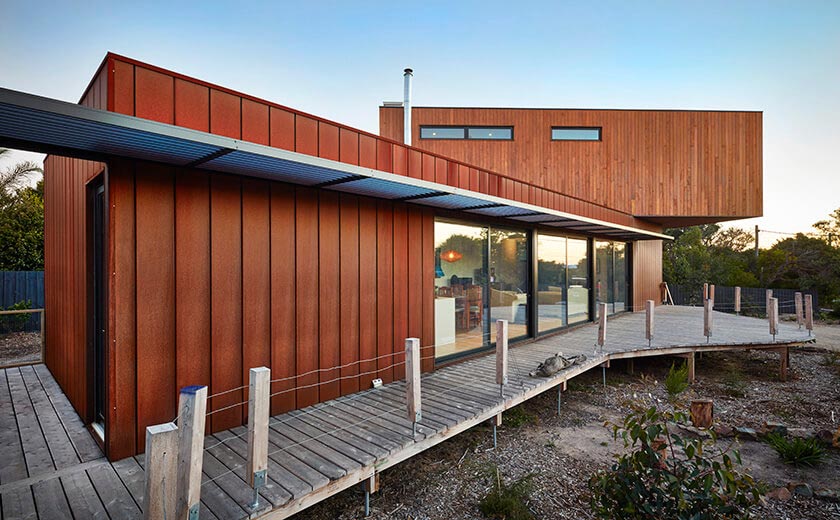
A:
[
  {"xmin": 0, "ymin": 149, "xmax": 44, "ymax": 270},
  {"xmin": 813, "ymin": 208, "xmax": 840, "ymax": 248}
]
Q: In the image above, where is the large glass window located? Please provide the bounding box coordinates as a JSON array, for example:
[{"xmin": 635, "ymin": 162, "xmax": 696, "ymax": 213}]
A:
[
  {"xmin": 434, "ymin": 222, "xmax": 487, "ymax": 359},
  {"xmin": 537, "ymin": 235, "xmax": 567, "ymax": 332},
  {"xmin": 434, "ymin": 220, "xmax": 530, "ymax": 360},
  {"xmin": 567, "ymin": 238, "xmax": 590, "ymax": 324},
  {"xmin": 490, "ymin": 229, "xmax": 529, "ymax": 344},
  {"xmin": 595, "ymin": 240, "xmax": 628, "ymax": 317},
  {"xmin": 537, "ymin": 234, "xmax": 590, "ymax": 332}
]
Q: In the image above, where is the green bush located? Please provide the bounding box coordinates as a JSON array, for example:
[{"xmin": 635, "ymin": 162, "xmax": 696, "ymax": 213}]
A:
[
  {"xmin": 479, "ymin": 466, "xmax": 535, "ymax": 520},
  {"xmin": 0, "ymin": 299, "xmax": 32, "ymax": 334},
  {"xmin": 589, "ymin": 405, "xmax": 761, "ymax": 520},
  {"xmin": 665, "ymin": 362, "xmax": 689, "ymax": 398},
  {"xmin": 765, "ymin": 433, "xmax": 826, "ymax": 467}
]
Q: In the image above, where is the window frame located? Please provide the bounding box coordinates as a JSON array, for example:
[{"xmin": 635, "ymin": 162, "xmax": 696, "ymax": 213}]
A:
[
  {"xmin": 419, "ymin": 125, "xmax": 514, "ymax": 141},
  {"xmin": 550, "ymin": 126, "xmax": 602, "ymax": 142}
]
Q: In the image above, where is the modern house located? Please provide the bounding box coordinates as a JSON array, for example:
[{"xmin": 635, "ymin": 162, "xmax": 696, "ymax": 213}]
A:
[{"xmin": 30, "ymin": 54, "xmax": 761, "ymax": 461}]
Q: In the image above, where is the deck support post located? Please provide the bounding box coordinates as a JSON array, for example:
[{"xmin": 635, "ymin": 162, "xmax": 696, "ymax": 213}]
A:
[
  {"xmin": 645, "ymin": 300, "xmax": 654, "ymax": 347},
  {"xmin": 496, "ymin": 320, "xmax": 509, "ymax": 398},
  {"xmin": 363, "ymin": 474, "xmax": 379, "ymax": 517},
  {"xmin": 176, "ymin": 385, "xmax": 207, "ymax": 520},
  {"xmin": 778, "ymin": 347, "xmax": 790, "ymax": 381},
  {"xmin": 805, "ymin": 294, "xmax": 814, "ymax": 336},
  {"xmin": 601, "ymin": 360, "xmax": 609, "ymax": 389},
  {"xmin": 405, "ymin": 338, "xmax": 421, "ymax": 438},
  {"xmin": 769, "ymin": 297, "xmax": 778, "ymax": 342},
  {"xmin": 625, "ymin": 359, "xmax": 634, "ymax": 375},
  {"xmin": 734, "ymin": 286, "xmax": 741, "ymax": 315},
  {"xmin": 795, "ymin": 292, "xmax": 804, "ymax": 329},
  {"xmin": 683, "ymin": 352, "xmax": 696, "ymax": 383},
  {"xmin": 247, "ymin": 367, "xmax": 270, "ymax": 509},
  {"xmin": 143, "ymin": 423, "xmax": 178, "ymax": 520},
  {"xmin": 704, "ymin": 299, "xmax": 713, "ymax": 343},
  {"xmin": 492, "ymin": 413, "xmax": 502, "ymax": 448}
]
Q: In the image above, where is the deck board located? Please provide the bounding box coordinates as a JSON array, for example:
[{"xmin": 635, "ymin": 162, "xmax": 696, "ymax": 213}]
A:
[{"xmin": 1, "ymin": 307, "xmax": 815, "ymax": 519}]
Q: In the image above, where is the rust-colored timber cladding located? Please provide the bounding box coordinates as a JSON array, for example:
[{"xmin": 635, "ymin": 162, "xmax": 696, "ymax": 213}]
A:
[
  {"xmin": 380, "ymin": 106, "xmax": 763, "ymax": 228},
  {"xmin": 102, "ymin": 161, "xmax": 435, "ymax": 457},
  {"xmin": 632, "ymin": 240, "xmax": 664, "ymax": 311}
]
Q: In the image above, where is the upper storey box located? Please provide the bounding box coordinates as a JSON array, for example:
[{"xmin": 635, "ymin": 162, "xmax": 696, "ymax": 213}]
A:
[{"xmin": 380, "ymin": 106, "xmax": 763, "ymax": 227}]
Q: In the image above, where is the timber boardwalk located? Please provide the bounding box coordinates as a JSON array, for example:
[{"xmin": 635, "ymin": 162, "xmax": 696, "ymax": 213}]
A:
[{"xmin": 0, "ymin": 307, "xmax": 813, "ymax": 519}]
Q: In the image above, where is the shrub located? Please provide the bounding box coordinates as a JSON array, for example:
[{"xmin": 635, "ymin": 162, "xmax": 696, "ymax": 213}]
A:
[
  {"xmin": 588, "ymin": 405, "xmax": 761, "ymax": 520},
  {"xmin": 479, "ymin": 466, "xmax": 535, "ymax": 520},
  {"xmin": 765, "ymin": 433, "xmax": 826, "ymax": 467},
  {"xmin": 0, "ymin": 299, "xmax": 32, "ymax": 334},
  {"xmin": 665, "ymin": 362, "xmax": 689, "ymax": 398}
]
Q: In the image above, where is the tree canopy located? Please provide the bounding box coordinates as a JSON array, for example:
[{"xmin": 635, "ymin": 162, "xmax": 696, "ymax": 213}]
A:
[
  {"xmin": 0, "ymin": 149, "xmax": 44, "ymax": 271},
  {"xmin": 663, "ymin": 209, "xmax": 840, "ymax": 307}
]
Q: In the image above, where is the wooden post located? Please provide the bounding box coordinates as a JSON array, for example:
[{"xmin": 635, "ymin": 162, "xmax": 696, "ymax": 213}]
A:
[
  {"xmin": 597, "ymin": 303, "xmax": 607, "ymax": 349},
  {"xmin": 703, "ymin": 299, "xmax": 713, "ymax": 341},
  {"xmin": 645, "ymin": 300, "xmax": 654, "ymax": 345},
  {"xmin": 734, "ymin": 286, "xmax": 741, "ymax": 314},
  {"xmin": 247, "ymin": 367, "xmax": 270, "ymax": 503},
  {"xmin": 778, "ymin": 347, "xmax": 789, "ymax": 381},
  {"xmin": 804, "ymin": 294, "xmax": 814, "ymax": 335},
  {"xmin": 496, "ymin": 320, "xmax": 508, "ymax": 394},
  {"xmin": 690, "ymin": 399, "xmax": 713, "ymax": 428},
  {"xmin": 39, "ymin": 310, "xmax": 45, "ymax": 363},
  {"xmin": 405, "ymin": 338, "xmax": 421, "ymax": 424},
  {"xmin": 794, "ymin": 292, "xmax": 804, "ymax": 328},
  {"xmin": 703, "ymin": 283, "xmax": 709, "ymax": 301},
  {"xmin": 769, "ymin": 297, "xmax": 778, "ymax": 339},
  {"xmin": 766, "ymin": 289, "xmax": 773, "ymax": 318},
  {"xmin": 709, "ymin": 284, "xmax": 715, "ymax": 308},
  {"xmin": 175, "ymin": 386, "xmax": 207, "ymax": 520},
  {"xmin": 143, "ymin": 423, "xmax": 178, "ymax": 520}
]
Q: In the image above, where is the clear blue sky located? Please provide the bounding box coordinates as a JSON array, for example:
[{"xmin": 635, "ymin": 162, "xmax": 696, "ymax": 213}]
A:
[{"xmin": 2, "ymin": 0, "xmax": 838, "ymax": 245}]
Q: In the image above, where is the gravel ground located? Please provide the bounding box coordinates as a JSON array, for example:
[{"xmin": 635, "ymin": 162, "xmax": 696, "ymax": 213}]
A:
[
  {"xmin": 0, "ymin": 331, "xmax": 41, "ymax": 367},
  {"xmin": 297, "ymin": 325, "xmax": 840, "ymax": 520}
]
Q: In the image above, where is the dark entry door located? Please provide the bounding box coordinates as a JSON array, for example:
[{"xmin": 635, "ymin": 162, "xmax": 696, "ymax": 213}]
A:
[{"xmin": 92, "ymin": 183, "xmax": 105, "ymax": 430}]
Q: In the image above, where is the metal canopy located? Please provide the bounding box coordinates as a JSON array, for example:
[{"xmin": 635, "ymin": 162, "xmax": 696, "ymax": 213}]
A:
[{"xmin": 0, "ymin": 86, "xmax": 670, "ymax": 241}]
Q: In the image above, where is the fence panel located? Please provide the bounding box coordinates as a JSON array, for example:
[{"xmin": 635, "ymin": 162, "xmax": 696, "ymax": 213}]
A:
[
  {"xmin": 668, "ymin": 283, "xmax": 817, "ymax": 316},
  {"xmin": 0, "ymin": 271, "xmax": 44, "ymax": 331}
]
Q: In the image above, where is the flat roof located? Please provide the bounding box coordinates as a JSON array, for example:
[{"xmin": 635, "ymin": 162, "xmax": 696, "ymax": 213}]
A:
[{"xmin": 0, "ymin": 86, "xmax": 671, "ymax": 241}]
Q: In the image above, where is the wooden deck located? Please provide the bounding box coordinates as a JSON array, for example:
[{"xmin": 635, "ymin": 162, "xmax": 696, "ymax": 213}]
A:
[{"xmin": 0, "ymin": 306, "xmax": 814, "ymax": 519}]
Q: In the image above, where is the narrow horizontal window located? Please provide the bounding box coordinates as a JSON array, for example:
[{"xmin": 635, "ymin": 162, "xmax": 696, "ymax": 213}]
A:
[
  {"xmin": 420, "ymin": 126, "xmax": 514, "ymax": 140},
  {"xmin": 551, "ymin": 127, "xmax": 601, "ymax": 141},
  {"xmin": 420, "ymin": 127, "xmax": 467, "ymax": 139},
  {"xmin": 467, "ymin": 127, "xmax": 512, "ymax": 140}
]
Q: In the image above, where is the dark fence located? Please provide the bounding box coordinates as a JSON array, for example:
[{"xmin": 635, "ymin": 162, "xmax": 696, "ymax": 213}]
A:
[
  {"xmin": 668, "ymin": 284, "xmax": 818, "ymax": 316},
  {"xmin": 0, "ymin": 271, "xmax": 44, "ymax": 332}
]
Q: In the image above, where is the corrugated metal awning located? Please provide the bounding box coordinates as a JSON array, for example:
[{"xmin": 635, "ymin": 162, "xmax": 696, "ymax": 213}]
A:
[{"xmin": 0, "ymin": 87, "xmax": 670, "ymax": 241}]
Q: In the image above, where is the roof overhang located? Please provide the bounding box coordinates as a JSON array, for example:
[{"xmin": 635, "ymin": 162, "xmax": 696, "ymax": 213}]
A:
[{"xmin": 0, "ymin": 86, "xmax": 670, "ymax": 241}]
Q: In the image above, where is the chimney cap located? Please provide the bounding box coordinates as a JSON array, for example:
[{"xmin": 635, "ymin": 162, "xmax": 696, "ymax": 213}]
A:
[{"xmin": 404, "ymin": 68, "xmax": 413, "ymax": 75}]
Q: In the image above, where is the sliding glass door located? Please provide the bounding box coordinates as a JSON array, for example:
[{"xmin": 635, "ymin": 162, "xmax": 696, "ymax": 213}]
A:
[
  {"xmin": 595, "ymin": 240, "xmax": 628, "ymax": 316},
  {"xmin": 434, "ymin": 220, "xmax": 530, "ymax": 361},
  {"xmin": 537, "ymin": 234, "xmax": 590, "ymax": 333}
]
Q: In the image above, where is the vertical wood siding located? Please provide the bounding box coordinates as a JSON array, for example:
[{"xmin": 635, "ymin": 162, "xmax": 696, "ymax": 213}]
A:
[
  {"xmin": 104, "ymin": 161, "xmax": 434, "ymax": 457},
  {"xmin": 381, "ymin": 106, "xmax": 762, "ymax": 227},
  {"xmin": 632, "ymin": 240, "xmax": 664, "ymax": 312}
]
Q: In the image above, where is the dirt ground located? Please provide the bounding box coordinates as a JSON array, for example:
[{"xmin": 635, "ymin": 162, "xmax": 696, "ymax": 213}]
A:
[
  {"xmin": 0, "ymin": 331, "xmax": 41, "ymax": 367},
  {"xmin": 298, "ymin": 325, "xmax": 840, "ymax": 519}
]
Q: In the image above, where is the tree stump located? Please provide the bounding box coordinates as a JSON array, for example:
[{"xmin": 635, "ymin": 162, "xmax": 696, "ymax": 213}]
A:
[{"xmin": 690, "ymin": 399, "xmax": 714, "ymax": 429}]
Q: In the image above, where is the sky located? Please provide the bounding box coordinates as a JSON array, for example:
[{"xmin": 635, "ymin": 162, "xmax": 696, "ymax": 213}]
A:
[{"xmin": 1, "ymin": 0, "xmax": 838, "ymax": 247}]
